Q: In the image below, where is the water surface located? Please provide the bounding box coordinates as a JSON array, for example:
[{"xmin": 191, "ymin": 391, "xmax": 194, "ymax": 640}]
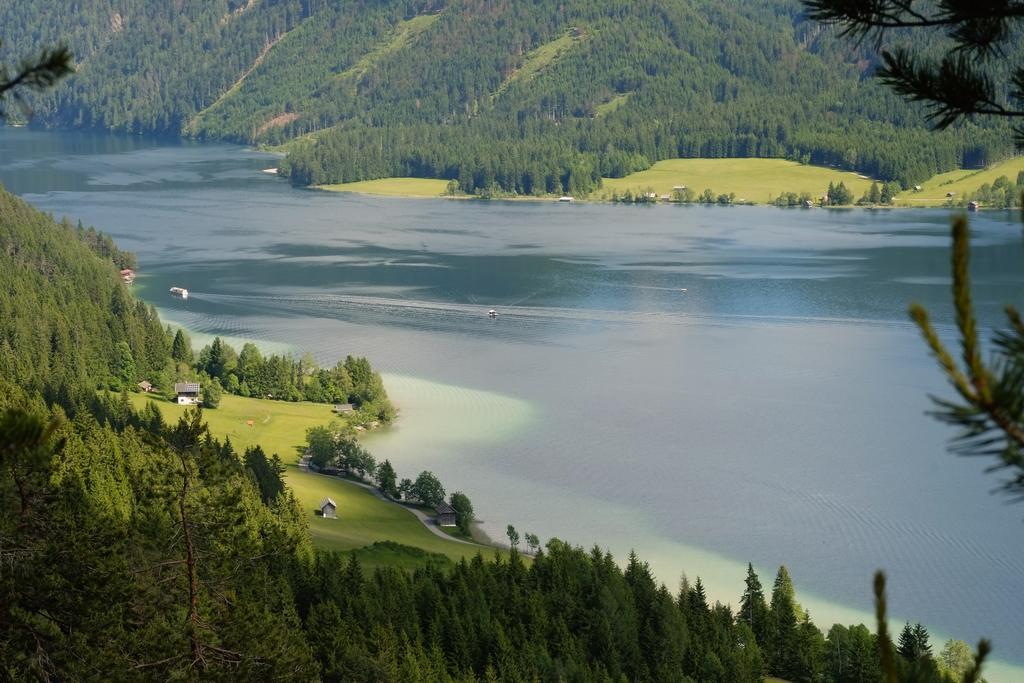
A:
[{"xmin": 3, "ymin": 129, "xmax": 1023, "ymax": 674}]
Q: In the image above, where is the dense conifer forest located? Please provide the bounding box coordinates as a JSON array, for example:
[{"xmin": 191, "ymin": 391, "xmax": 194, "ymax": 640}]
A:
[
  {"xmin": 1, "ymin": 0, "xmax": 1017, "ymax": 196},
  {"xmin": 0, "ymin": 187, "xmax": 981, "ymax": 679}
]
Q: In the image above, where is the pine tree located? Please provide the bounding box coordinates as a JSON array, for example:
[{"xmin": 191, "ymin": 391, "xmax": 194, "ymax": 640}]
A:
[
  {"xmin": 375, "ymin": 459, "xmax": 398, "ymax": 498},
  {"xmin": 171, "ymin": 329, "xmax": 192, "ymax": 365},
  {"xmin": 897, "ymin": 622, "xmax": 916, "ymax": 661},
  {"xmin": 768, "ymin": 566, "xmax": 799, "ymax": 679},
  {"xmin": 868, "ymin": 181, "xmax": 881, "ymax": 204},
  {"xmin": 738, "ymin": 563, "xmax": 769, "ymax": 646},
  {"xmin": 912, "ymin": 623, "xmax": 933, "ymax": 660}
]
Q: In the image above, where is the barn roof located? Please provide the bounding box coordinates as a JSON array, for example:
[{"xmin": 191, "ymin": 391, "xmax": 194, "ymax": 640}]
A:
[
  {"xmin": 320, "ymin": 497, "xmax": 336, "ymax": 509},
  {"xmin": 174, "ymin": 382, "xmax": 200, "ymax": 394},
  {"xmin": 435, "ymin": 502, "xmax": 456, "ymax": 514}
]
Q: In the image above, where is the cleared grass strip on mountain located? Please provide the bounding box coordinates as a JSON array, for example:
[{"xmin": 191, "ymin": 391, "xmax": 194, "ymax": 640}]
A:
[
  {"xmin": 186, "ymin": 30, "xmax": 290, "ymax": 134},
  {"xmin": 492, "ymin": 31, "xmax": 581, "ymax": 100},
  {"xmin": 331, "ymin": 13, "xmax": 440, "ymax": 90}
]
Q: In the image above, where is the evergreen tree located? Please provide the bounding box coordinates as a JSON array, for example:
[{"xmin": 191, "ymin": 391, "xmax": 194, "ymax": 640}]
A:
[
  {"xmin": 897, "ymin": 622, "xmax": 916, "ymax": 661},
  {"xmin": 767, "ymin": 566, "xmax": 800, "ymax": 680},
  {"xmin": 738, "ymin": 562, "xmax": 769, "ymax": 646},
  {"xmin": 114, "ymin": 341, "xmax": 136, "ymax": 388},
  {"xmin": 375, "ymin": 459, "xmax": 398, "ymax": 498},
  {"xmin": 171, "ymin": 329, "xmax": 192, "ymax": 364},
  {"xmin": 913, "ymin": 623, "xmax": 933, "ymax": 660}
]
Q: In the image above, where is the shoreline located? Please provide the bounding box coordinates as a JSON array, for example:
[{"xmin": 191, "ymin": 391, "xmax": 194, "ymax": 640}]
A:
[{"xmin": 311, "ymin": 183, "xmax": 1010, "ymax": 211}]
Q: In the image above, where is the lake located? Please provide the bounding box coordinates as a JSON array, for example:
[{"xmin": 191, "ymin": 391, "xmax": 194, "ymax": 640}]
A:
[{"xmin": 3, "ymin": 129, "xmax": 1023, "ymax": 675}]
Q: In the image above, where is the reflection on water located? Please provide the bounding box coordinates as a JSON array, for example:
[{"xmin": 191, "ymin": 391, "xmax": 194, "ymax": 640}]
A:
[{"xmin": 3, "ymin": 129, "xmax": 1024, "ymax": 676}]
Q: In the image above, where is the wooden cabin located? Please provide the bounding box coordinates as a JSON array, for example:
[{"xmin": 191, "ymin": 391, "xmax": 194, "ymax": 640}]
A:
[
  {"xmin": 319, "ymin": 497, "xmax": 337, "ymax": 519},
  {"xmin": 137, "ymin": 380, "xmax": 154, "ymax": 393},
  {"xmin": 333, "ymin": 403, "xmax": 355, "ymax": 414},
  {"xmin": 174, "ymin": 382, "xmax": 201, "ymax": 405},
  {"xmin": 436, "ymin": 501, "xmax": 457, "ymax": 527}
]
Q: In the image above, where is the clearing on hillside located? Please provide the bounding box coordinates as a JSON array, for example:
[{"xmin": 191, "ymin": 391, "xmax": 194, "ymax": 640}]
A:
[
  {"xmin": 493, "ymin": 31, "xmax": 581, "ymax": 99},
  {"xmin": 128, "ymin": 393, "xmax": 493, "ymax": 568},
  {"xmin": 894, "ymin": 157, "xmax": 1024, "ymax": 206},
  {"xmin": 600, "ymin": 158, "xmax": 875, "ymax": 204},
  {"xmin": 317, "ymin": 177, "xmax": 451, "ymax": 198}
]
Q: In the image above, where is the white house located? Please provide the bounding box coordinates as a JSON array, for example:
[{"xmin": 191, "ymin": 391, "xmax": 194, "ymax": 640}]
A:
[{"xmin": 174, "ymin": 382, "xmax": 201, "ymax": 405}]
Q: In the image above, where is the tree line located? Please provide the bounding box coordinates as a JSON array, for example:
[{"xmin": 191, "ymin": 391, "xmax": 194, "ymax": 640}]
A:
[{"xmin": 163, "ymin": 330, "xmax": 396, "ymax": 422}]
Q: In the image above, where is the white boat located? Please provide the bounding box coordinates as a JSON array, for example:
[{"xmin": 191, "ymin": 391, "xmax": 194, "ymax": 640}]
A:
[
  {"xmin": 488, "ymin": 309, "xmax": 498, "ymax": 318},
  {"xmin": 169, "ymin": 286, "xmax": 189, "ymax": 299},
  {"xmin": 557, "ymin": 196, "xmax": 574, "ymax": 203}
]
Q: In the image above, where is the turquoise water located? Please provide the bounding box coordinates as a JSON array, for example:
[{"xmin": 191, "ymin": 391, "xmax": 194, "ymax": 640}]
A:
[{"xmin": 3, "ymin": 129, "xmax": 1023, "ymax": 674}]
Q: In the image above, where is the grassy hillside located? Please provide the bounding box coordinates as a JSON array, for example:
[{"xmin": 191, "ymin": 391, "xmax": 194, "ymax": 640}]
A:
[
  {"xmin": 128, "ymin": 393, "xmax": 491, "ymax": 567},
  {"xmin": 599, "ymin": 158, "xmax": 876, "ymax": 204},
  {"xmin": 894, "ymin": 157, "xmax": 1024, "ymax": 207}
]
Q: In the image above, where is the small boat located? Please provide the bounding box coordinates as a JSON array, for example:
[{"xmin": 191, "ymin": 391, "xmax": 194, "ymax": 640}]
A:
[
  {"xmin": 557, "ymin": 196, "xmax": 574, "ymax": 203},
  {"xmin": 169, "ymin": 286, "xmax": 189, "ymax": 299},
  {"xmin": 488, "ymin": 309, "xmax": 498, "ymax": 318}
]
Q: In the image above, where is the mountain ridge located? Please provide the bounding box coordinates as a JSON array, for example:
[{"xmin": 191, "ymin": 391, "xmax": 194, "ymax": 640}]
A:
[{"xmin": 1, "ymin": 0, "xmax": 1016, "ymax": 194}]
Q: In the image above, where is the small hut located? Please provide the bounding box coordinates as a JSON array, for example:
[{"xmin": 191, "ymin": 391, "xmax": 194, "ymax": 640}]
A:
[
  {"xmin": 319, "ymin": 497, "xmax": 337, "ymax": 519},
  {"xmin": 333, "ymin": 403, "xmax": 355, "ymax": 415},
  {"xmin": 436, "ymin": 501, "xmax": 457, "ymax": 527},
  {"xmin": 137, "ymin": 380, "xmax": 154, "ymax": 393}
]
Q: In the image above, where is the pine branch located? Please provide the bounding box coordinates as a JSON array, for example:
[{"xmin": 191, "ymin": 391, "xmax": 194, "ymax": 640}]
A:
[
  {"xmin": 874, "ymin": 571, "xmax": 991, "ymax": 682},
  {"xmin": 0, "ymin": 43, "xmax": 74, "ymax": 115}
]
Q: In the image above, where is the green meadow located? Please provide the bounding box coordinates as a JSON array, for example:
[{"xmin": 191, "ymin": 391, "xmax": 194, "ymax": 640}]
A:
[
  {"xmin": 599, "ymin": 158, "xmax": 875, "ymax": 204},
  {"xmin": 316, "ymin": 177, "xmax": 451, "ymax": 198},
  {"xmin": 894, "ymin": 156, "xmax": 1024, "ymax": 206},
  {"xmin": 128, "ymin": 393, "xmax": 495, "ymax": 569}
]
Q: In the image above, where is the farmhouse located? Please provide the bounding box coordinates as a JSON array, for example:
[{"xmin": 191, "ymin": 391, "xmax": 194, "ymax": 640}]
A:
[
  {"xmin": 436, "ymin": 501, "xmax": 457, "ymax": 527},
  {"xmin": 174, "ymin": 382, "xmax": 201, "ymax": 405},
  {"xmin": 319, "ymin": 497, "xmax": 337, "ymax": 519},
  {"xmin": 333, "ymin": 403, "xmax": 355, "ymax": 414},
  {"xmin": 137, "ymin": 380, "xmax": 154, "ymax": 393}
]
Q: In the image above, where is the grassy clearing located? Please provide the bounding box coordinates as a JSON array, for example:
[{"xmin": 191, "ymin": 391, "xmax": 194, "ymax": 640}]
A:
[
  {"xmin": 128, "ymin": 393, "xmax": 494, "ymax": 567},
  {"xmin": 494, "ymin": 32, "xmax": 579, "ymax": 98},
  {"xmin": 894, "ymin": 156, "xmax": 1024, "ymax": 206},
  {"xmin": 129, "ymin": 393, "xmax": 333, "ymax": 461},
  {"xmin": 316, "ymin": 177, "xmax": 451, "ymax": 197},
  {"xmin": 285, "ymin": 469, "xmax": 491, "ymax": 563},
  {"xmin": 334, "ymin": 14, "xmax": 439, "ymax": 86},
  {"xmin": 596, "ymin": 93, "xmax": 631, "ymax": 117},
  {"xmin": 600, "ymin": 158, "xmax": 875, "ymax": 204}
]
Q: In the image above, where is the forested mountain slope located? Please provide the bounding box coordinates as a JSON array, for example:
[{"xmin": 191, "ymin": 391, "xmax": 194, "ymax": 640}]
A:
[{"xmin": 2, "ymin": 0, "xmax": 1017, "ymax": 193}]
